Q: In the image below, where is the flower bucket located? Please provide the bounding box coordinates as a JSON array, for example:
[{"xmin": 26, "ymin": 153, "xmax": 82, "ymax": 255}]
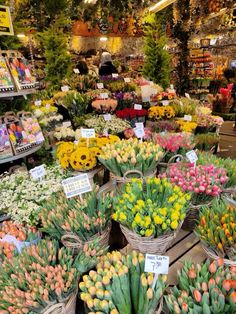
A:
[
  {"xmin": 42, "ymin": 290, "xmax": 77, "ymax": 314},
  {"xmin": 120, "ymin": 222, "xmax": 182, "ymax": 254},
  {"xmin": 201, "ymin": 243, "xmax": 236, "ymax": 267},
  {"xmin": 182, "ymin": 202, "xmax": 212, "ymax": 231},
  {"xmin": 61, "ymin": 223, "xmax": 111, "ymax": 254}
]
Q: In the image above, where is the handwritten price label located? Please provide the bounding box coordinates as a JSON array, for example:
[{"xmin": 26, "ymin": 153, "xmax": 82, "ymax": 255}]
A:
[
  {"xmin": 112, "ymin": 73, "xmax": 119, "ymax": 78},
  {"xmin": 61, "ymin": 86, "xmax": 69, "ymax": 92},
  {"xmin": 186, "ymin": 150, "xmax": 198, "ymax": 163},
  {"xmin": 100, "ymin": 93, "xmax": 109, "ymax": 99},
  {"xmin": 134, "ymin": 122, "xmax": 145, "ymax": 139},
  {"xmin": 73, "ymin": 68, "xmax": 80, "ymax": 74},
  {"xmin": 62, "ymin": 174, "xmax": 92, "ymax": 198},
  {"xmin": 134, "ymin": 104, "xmax": 142, "ymax": 110},
  {"xmin": 30, "ymin": 165, "xmax": 46, "ymax": 181},
  {"xmin": 162, "ymin": 100, "xmax": 169, "ymax": 107},
  {"xmin": 185, "ymin": 93, "xmax": 191, "ymax": 99},
  {"xmin": 81, "ymin": 128, "xmax": 95, "ymax": 138},
  {"xmin": 184, "ymin": 115, "xmax": 192, "ymax": 121},
  {"xmin": 63, "ymin": 121, "xmax": 72, "ymax": 128},
  {"xmin": 124, "ymin": 77, "xmax": 131, "ymax": 83},
  {"xmin": 103, "ymin": 114, "xmax": 112, "ymax": 121},
  {"xmin": 144, "ymin": 254, "xmax": 169, "ymax": 274},
  {"xmin": 97, "ymin": 83, "xmax": 104, "ymax": 89},
  {"xmin": 35, "ymin": 100, "xmax": 41, "ymax": 106}
]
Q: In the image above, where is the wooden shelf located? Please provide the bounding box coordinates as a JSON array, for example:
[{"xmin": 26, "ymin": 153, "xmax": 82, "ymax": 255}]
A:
[{"xmin": 0, "ymin": 89, "xmax": 36, "ymax": 99}]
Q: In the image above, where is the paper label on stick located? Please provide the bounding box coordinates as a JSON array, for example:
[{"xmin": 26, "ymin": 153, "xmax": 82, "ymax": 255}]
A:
[
  {"xmin": 124, "ymin": 78, "xmax": 131, "ymax": 83},
  {"xmin": 162, "ymin": 100, "xmax": 169, "ymax": 107},
  {"xmin": 61, "ymin": 86, "xmax": 69, "ymax": 92},
  {"xmin": 103, "ymin": 114, "xmax": 112, "ymax": 121},
  {"xmin": 112, "ymin": 73, "xmax": 118, "ymax": 78},
  {"xmin": 97, "ymin": 83, "xmax": 104, "ymax": 89},
  {"xmin": 62, "ymin": 174, "xmax": 92, "ymax": 198},
  {"xmin": 186, "ymin": 150, "xmax": 198, "ymax": 163},
  {"xmin": 100, "ymin": 93, "xmax": 108, "ymax": 99},
  {"xmin": 35, "ymin": 100, "xmax": 41, "ymax": 106},
  {"xmin": 63, "ymin": 121, "xmax": 72, "ymax": 128},
  {"xmin": 134, "ymin": 104, "xmax": 142, "ymax": 110},
  {"xmin": 134, "ymin": 122, "xmax": 145, "ymax": 139},
  {"xmin": 73, "ymin": 68, "xmax": 80, "ymax": 74},
  {"xmin": 81, "ymin": 128, "xmax": 95, "ymax": 138},
  {"xmin": 184, "ymin": 115, "xmax": 192, "ymax": 121},
  {"xmin": 185, "ymin": 93, "xmax": 191, "ymax": 99},
  {"xmin": 30, "ymin": 165, "xmax": 46, "ymax": 181},
  {"xmin": 144, "ymin": 254, "xmax": 169, "ymax": 274}
]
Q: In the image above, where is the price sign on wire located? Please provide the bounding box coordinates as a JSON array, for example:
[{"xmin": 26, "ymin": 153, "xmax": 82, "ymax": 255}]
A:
[
  {"xmin": 112, "ymin": 73, "xmax": 119, "ymax": 78},
  {"xmin": 100, "ymin": 93, "xmax": 109, "ymax": 99},
  {"xmin": 185, "ymin": 93, "xmax": 191, "ymax": 99},
  {"xmin": 134, "ymin": 122, "xmax": 145, "ymax": 139},
  {"xmin": 97, "ymin": 83, "xmax": 104, "ymax": 89},
  {"xmin": 61, "ymin": 85, "xmax": 69, "ymax": 92},
  {"xmin": 186, "ymin": 150, "xmax": 198, "ymax": 163},
  {"xmin": 145, "ymin": 254, "xmax": 169, "ymax": 274},
  {"xmin": 81, "ymin": 128, "xmax": 95, "ymax": 138},
  {"xmin": 62, "ymin": 174, "xmax": 92, "ymax": 199},
  {"xmin": 124, "ymin": 77, "xmax": 131, "ymax": 83},
  {"xmin": 103, "ymin": 114, "xmax": 112, "ymax": 121},
  {"xmin": 134, "ymin": 104, "xmax": 142, "ymax": 110},
  {"xmin": 162, "ymin": 100, "xmax": 169, "ymax": 107},
  {"xmin": 184, "ymin": 115, "xmax": 192, "ymax": 121},
  {"xmin": 30, "ymin": 165, "xmax": 46, "ymax": 181},
  {"xmin": 63, "ymin": 121, "xmax": 72, "ymax": 128},
  {"xmin": 73, "ymin": 68, "xmax": 80, "ymax": 74},
  {"xmin": 35, "ymin": 100, "xmax": 41, "ymax": 106}
]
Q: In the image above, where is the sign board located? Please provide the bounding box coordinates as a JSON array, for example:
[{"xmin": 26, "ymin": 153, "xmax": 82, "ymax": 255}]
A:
[
  {"xmin": 61, "ymin": 85, "xmax": 69, "ymax": 92},
  {"xmin": 100, "ymin": 93, "xmax": 108, "ymax": 99},
  {"xmin": 134, "ymin": 104, "xmax": 142, "ymax": 110},
  {"xmin": 112, "ymin": 73, "xmax": 119, "ymax": 78},
  {"xmin": 63, "ymin": 121, "xmax": 72, "ymax": 128},
  {"xmin": 81, "ymin": 128, "xmax": 95, "ymax": 138},
  {"xmin": 73, "ymin": 68, "xmax": 80, "ymax": 74},
  {"xmin": 124, "ymin": 78, "xmax": 131, "ymax": 83},
  {"xmin": 186, "ymin": 150, "xmax": 198, "ymax": 163},
  {"xmin": 134, "ymin": 122, "xmax": 145, "ymax": 139},
  {"xmin": 97, "ymin": 83, "xmax": 104, "ymax": 89},
  {"xmin": 184, "ymin": 115, "xmax": 192, "ymax": 122},
  {"xmin": 30, "ymin": 165, "xmax": 46, "ymax": 181},
  {"xmin": 0, "ymin": 6, "xmax": 14, "ymax": 36},
  {"xmin": 103, "ymin": 114, "xmax": 112, "ymax": 121},
  {"xmin": 62, "ymin": 174, "xmax": 92, "ymax": 198},
  {"xmin": 145, "ymin": 254, "xmax": 169, "ymax": 274}
]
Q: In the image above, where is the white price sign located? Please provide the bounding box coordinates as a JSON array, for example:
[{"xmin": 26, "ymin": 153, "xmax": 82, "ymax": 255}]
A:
[
  {"xmin": 112, "ymin": 73, "xmax": 118, "ymax": 78},
  {"xmin": 97, "ymin": 83, "xmax": 104, "ymax": 89},
  {"xmin": 134, "ymin": 104, "xmax": 142, "ymax": 110},
  {"xmin": 185, "ymin": 93, "xmax": 191, "ymax": 99},
  {"xmin": 186, "ymin": 150, "xmax": 198, "ymax": 163},
  {"xmin": 162, "ymin": 100, "xmax": 169, "ymax": 107},
  {"xmin": 145, "ymin": 254, "xmax": 169, "ymax": 274},
  {"xmin": 73, "ymin": 68, "xmax": 80, "ymax": 74},
  {"xmin": 134, "ymin": 122, "xmax": 145, "ymax": 139},
  {"xmin": 61, "ymin": 85, "xmax": 69, "ymax": 92},
  {"xmin": 100, "ymin": 93, "xmax": 109, "ymax": 99},
  {"xmin": 63, "ymin": 121, "xmax": 72, "ymax": 128},
  {"xmin": 184, "ymin": 115, "xmax": 192, "ymax": 121},
  {"xmin": 30, "ymin": 165, "xmax": 46, "ymax": 181},
  {"xmin": 103, "ymin": 129, "xmax": 109, "ymax": 136},
  {"xmin": 62, "ymin": 174, "xmax": 92, "ymax": 198},
  {"xmin": 103, "ymin": 114, "xmax": 112, "ymax": 121},
  {"xmin": 35, "ymin": 100, "xmax": 41, "ymax": 106},
  {"xmin": 81, "ymin": 128, "xmax": 95, "ymax": 138},
  {"xmin": 124, "ymin": 77, "xmax": 131, "ymax": 83}
]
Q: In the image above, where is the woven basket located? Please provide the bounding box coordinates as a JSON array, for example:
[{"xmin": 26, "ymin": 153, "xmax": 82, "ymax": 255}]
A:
[
  {"xmin": 61, "ymin": 223, "xmax": 111, "ymax": 253},
  {"xmin": 201, "ymin": 243, "xmax": 236, "ymax": 267},
  {"xmin": 155, "ymin": 298, "xmax": 163, "ymax": 314},
  {"xmin": 120, "ymin": 222, "xmax": 182, "ymax": 254},
  {"xmin": 42, "ymin": 290, "xmax": 77, "ymax": 314},
  {"xmin": 157, "ymin": 154, "xmax": 184, "ymax": 174},
  {"xmin": 182, "ymin": 202, "xmax": 211, "ymax": 231}
]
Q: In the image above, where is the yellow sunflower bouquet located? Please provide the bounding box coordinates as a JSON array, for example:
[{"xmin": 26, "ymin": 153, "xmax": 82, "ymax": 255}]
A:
[
  {"xmin": 177, "ymin": 120, "xmax": 198, "ymax": 133},
  {"xmin": 148, "ymin": 105, "xmax": 175, "ymax": 121},
  {"xmin": 56, "ymin": 135, "xmax": 119, "ymax": 171},
  {"xmin": 113, "ymin": 177, "xmax": 190, "ymax": 238}
]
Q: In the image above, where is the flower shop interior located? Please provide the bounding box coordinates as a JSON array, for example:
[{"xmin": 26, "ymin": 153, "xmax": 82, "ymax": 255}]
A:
[{"xmin": 0, "ymin": 0, "xmax": 236, "ymax": 313}]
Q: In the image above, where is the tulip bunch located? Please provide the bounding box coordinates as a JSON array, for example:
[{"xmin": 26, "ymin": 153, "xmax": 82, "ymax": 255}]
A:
[
  {"xmin": 116, "ymin": 108, "xmax": 148, "ymax": 120},
  {"xmin": 99, "ymin": 138, "xmax": 163, "ymax": 177},
  {"xmin": 165, "ymin": 259, "xmax": 236, "ymax": 313},
  {"xmin": 196, "ymin": 199, "xmax": 236, "ymax": 260},
  {"xmin": 162, "ymin": 162, "xmax": 228, "ymax": 205},
  {"xmin": 113, "ymin": 178, "xmax": 190, "ymax": 237},
  {"xmin": 154, "ymin": 133, "xmax": 194, "ymax": 162},
  {"xmin": 148, "ymin": 105, "xmax": 175, "ymax": 121},
  {"xmin": 40, "ymin": 190, "xmax": 112, "ymax": 242},
  {"xmin": 196, "ymin": 114, "xmax": 224, "ymax": 129},
  {"xmin": 0, "ymin": 239, "xmax": 106, "ymax": 313},
  {"xmin": 80, "ymin": 250, "xmax": 167, "ymax": 314},
  {"xmin": 176, "ymin": 120, "xmax": 198, "ymax": 133}
]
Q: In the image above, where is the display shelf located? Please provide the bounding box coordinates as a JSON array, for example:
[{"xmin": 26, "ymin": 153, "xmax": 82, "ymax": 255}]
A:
[
  {"xmin": 0, "ymin": 89, "xmax": 36, "ymax": 99},
  {"xmin": 0, "ymin": 143, "xmax": 43, "ymax": 164}
]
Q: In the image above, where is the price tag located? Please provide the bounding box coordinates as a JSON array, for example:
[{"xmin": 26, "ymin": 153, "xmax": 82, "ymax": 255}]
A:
[
  {"xmin": 184, "ymin": 115, "xmax": 192, "ymax": 121},
  {"xmin": 124, "ymin": 77, "xmax": 131, "ymax": 83},
  {"xmin": 62, "ymin": 174, "xmax": 92, "ymax": 198},
  {"xmin": 103, "ymin": 129, "xmax": 109, "ymax": 137},
  {"xmin": 61, "ymin": 85, "xmax": 69, "ymax": 92},
  {"xmin": 112, "ymin": 73, "xmax": 118, "ymax": 78},
  {"xmin": 74, "ymin": 140, "xmax": 79, "ymax": 145},
  {"xmin": 144, "ymin": 254, "xmax": 169, "ymax": 274},
  {"xmin": 134, "ymin": 122, "xmax": 145, "ymax": 139},
  {"xmin": 185, "ymin": 93, "xmax": 191, "ymax": 99},
  {"xmin": 30, "ymin": 165, "xmax": 46, "ymax": 181},
  {"xmin": 134, "ymin": 104, "xmax": 142, "ymax": 110},
  {"xmin": 186, "ymin": 150, "xmax": 198, "ymax": 163},
  {"xmin": 162, "ymin": 100, "xmax": 169, "ymax": 107},
  {"xmin": 35, "ymin": 100, "xmax": 41, "ymax": 106},
  {"xmin": 63, "ymin": 121, "xmax": 72, "ymax": 128},
  {"xmin": 103, "ymin": 114, "xmax": 112, "ymax": 121},
  {"xmin": 81, "ymin": 128, "xmax": 95, "ymax": 138},
  {"xmin": 46, "ymin": 104, "xmax": 51, "ymax": 110},
  {"xmin": 100, "ymin": 93, "xmax": 108, "ymax": 99},
  {"xmin": 97, "ymin": 83, "xmax": 104, "ymax": 89},
  {"xmin": 73, "ymin": 68, "xmax": 80, "ymax": 74}
]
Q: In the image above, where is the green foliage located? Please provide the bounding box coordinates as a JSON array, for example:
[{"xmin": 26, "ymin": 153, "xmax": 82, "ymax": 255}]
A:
[
  {"xmin": 143, "ymin": 13, "xmax": 171, "ymax": 89},
  {"xmin": 39, "ymin": 20, "xmax": 72, "ymax": 89}
]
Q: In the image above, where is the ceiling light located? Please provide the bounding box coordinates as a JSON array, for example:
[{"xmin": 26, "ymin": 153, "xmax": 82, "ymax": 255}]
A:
[{"xmin": 149, "ymin": 0, "xmax": 177, "ymax": 13}]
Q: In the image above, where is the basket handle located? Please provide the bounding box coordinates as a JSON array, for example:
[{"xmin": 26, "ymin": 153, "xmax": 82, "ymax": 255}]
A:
[
  {"xmin": 61, "ymin": 233, "xmax": 83, "ymax": 250},
  {"xmin": 222, "ymin": 187, "xmax": 236, "ymax": 194},
  {"xmin": 168, "ymin": 154, "xmax": 184, "ymax": 164},
  {"xmin": 43, "ymin": 303, "xmax": 66, "ymax": 314},
  {"xmin": 5, "ymin": 111, "xmax": 15, "ymax": 117},
  {"xmin": 123, "ymin": 170, "xmax": 144, "ymax": 180}
]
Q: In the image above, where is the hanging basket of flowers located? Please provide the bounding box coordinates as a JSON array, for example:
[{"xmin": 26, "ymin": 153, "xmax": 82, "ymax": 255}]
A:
[{"xmin": 112, "ymin": 177, "xmax": 190, "ymax": 254}]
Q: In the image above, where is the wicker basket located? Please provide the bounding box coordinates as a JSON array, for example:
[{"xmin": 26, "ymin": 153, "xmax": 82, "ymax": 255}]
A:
[
  {"xmin": 155, "ymin": 298, "xmax": 163, "ymax": 314},
  {"xmin": 42, "ymin": 290, "xmax": 77, "ymax": 314},
  {"xmin": 120, "ymin": 223, "xmax": 182, "ymax": 254},
  {"xmin": 182, "ymin": 202, "xmax": 211, "ymax": 231},
  {"xmin": 157, "ymin": 154, "xmax": 184, "ymax": 174},
  {"xmin": 61, "ymin": 223, "xmax": 111, "ymax": 253},
  {"xmin": 201, "ymin": 243, "xmax": 236, "ymax": 267},
  {"xmin": 111, "ymin": 169, "xmax": 156, "ymax": 189}
]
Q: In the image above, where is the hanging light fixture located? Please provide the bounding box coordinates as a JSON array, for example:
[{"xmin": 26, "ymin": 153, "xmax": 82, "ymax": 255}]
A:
[{"xmin": 149, "ymin": 0, "xmax": 177, "ymax": 13}]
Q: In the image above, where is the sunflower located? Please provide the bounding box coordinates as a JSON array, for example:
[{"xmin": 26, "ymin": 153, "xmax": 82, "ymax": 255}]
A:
[
  {"xmin": 69, "ymin": 151, "xmax": 83, "ymax": 171},
  {"xmin": 78, "ymin": 138, "xmax": 87, "ymax": 147},
  {"xmin": 60, "ymin": 156, "xmax": 70, "ymax": 169},
  {"xmin": 75, "ymin": 147, "xmax": 91, "ymax": 164},
  {"xmin": 90, "ymin": 147, "xmax": 102, "ymax": 157}
]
